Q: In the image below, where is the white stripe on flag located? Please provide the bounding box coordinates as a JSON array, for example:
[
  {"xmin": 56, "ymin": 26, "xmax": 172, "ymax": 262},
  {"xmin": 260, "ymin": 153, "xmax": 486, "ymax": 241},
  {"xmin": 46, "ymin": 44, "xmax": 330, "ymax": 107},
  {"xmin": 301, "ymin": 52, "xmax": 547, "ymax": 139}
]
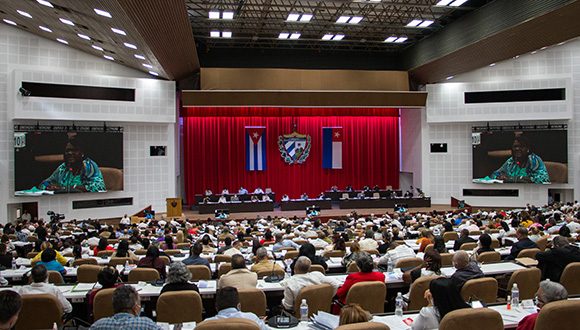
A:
[
  {"xmin": 249, "ymin": 135, "xmax": 255, "ymax": 170},
  {"xmin": 332, "ymin": 141, "xmax": 342, "ymax": 169},
  {"xmin": 256, "ymin": 137, "xmax": 263, "ymax": 170}
]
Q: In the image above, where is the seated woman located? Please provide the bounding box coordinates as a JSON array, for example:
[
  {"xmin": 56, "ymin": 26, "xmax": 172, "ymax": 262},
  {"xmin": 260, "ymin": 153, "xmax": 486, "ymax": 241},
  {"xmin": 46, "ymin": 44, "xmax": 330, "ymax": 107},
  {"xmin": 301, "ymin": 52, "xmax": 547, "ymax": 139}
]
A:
[
  {"xmin": 31, "ymin": 241, "xmax": 68, "ymax": 266},
  {"xmin": 86, "ymin": 266, "xmax": 122, "ymax": 319},
  {"xmin": 36, "ymin": 248, "xmax": 66, "ymax": 275},
  {"xmin": 0, "ymin": 244, "xmax": 13, "ymax": 269},
  {"xmin": 470, "ymin": 233, "xmax": 494, "ymax": 262},
  {"xmin": 416, "ymin": 229, "xmax": 435, "ymax": 253},
  {"xmin": 137, "ymin": 245, "xmax": 166, "ymax": 279},
  {"xmin": 341, "ymin": 241, "xmax": 365, "ymax": 267},
  {"xmin": 324, "ymin": 237, "xmax": 346, "ymax": 257},
  {"xmin": 289, "ymin": 243, "xmax": 327, "ymax": 275},
  {"xmin": 259, "ymin": 230, "xmax": 275, "ymax": 246},
  {"xmin": 433, "ymin": 236, "xmax": 448, "ymax": 254},
  {"xmin": 93, "ymin": 237, "xmax": 113, "ymax": 256},
  {"xmin": 516, "ymin": 280, "xmax": 568, "ymax": 330},
  {"xmin": 161, "ymin": 235, "xmax": 175, "ymax": 250},
  {"xmin": 339, "ymin": 303, "xmax": 371, "ymax": 326},
  {"xmin": 336, "ymin": 254, "xmax": 385, "ymax": 305},
  {"xmin": 111, "ymin": 240, "xmax": 138, "ymax": 261},
  {"xmin": 411, "ymin": 278, "xmax": 471, "ymax": 330},
  {"xmin": 403, "ymin": 250, "xmax": 442, "ymax": 284},
  {"xmin": 160, "ymin": 261, "xmax": 199, "ymax": 295},
  {"xmin": 200, "ymin": 234, "xmax": 216, "ymax": 254}
]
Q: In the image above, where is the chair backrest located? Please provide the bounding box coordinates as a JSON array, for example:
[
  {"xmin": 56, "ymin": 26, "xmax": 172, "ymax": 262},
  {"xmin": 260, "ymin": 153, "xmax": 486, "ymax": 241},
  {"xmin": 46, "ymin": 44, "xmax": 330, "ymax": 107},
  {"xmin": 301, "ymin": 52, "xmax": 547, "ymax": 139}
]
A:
[
  {"xmin": 336, "ymin": 322, "xmax": 390, "ymax": 330},
  {"xmin": 284, "ymin": 251, "xmax": 299, "ymax": 260},
  {"xmin": 408, "ymin": 275, "xmax": 442, "ymax": 311},
  {"xmin": 196, "ymin": 318, "xmax": 260, "ymax": 330},
  {"xmin": 128, "ymin": 268, "xmax": 160, "ymax": 282},
  {"xmin": 177, "ymin": 242, "xmax": 190, "ymax": 250},
  {"xmin": 477, "ymin": 251, "xmax": 501, "ymax": 264},
  {"xmin": 256, "ymin": 268, "xmax": 285, "ymax": 279},
  {"xmin": 214, "ymin": 255, "xmax": 232, "ymax": 263},
  {"xmin": 347, "ymin": 263, "xmax": 360, "ymax": 273},
  {"xmin": 93, "ymin": 288, "xmax": 116, "ymax": 321},
  {"xmin": 534, "ymin": 300, "xmax": 580, "ymax": 330},
  {"xmin": 48, "ymin": 270, "xmax": 64, "ymax": 284},
  {"xmin": 439, "ymin": 308, "xmax": 502, "ymax": 330},
  {"xmin": 218, "ymin": 263, "xmax": 233, "ymax": 278},
  {"xmin": 535, "ymin": 236, "xmax": 548, "ymax": 251},
  {"xmin": 15, "ymin": 294, "xmax": 63, "ymax": 330},
  {"xmin": 469, "ymin": 230, "xmax": 482, "ymax": 236},
  {"xmin": 395, "ymin": 257, "xmax": 423, "ymax": 269},
  {"xmin": 157, "ymin": 291, "xmax": 203, "ymax": 323},
  {"xmin": 238, "ymin": 288, "xmax": 267, "ymax": 317},
  {"xmin": 107, "ymin": 239, "xmax": 119, "ymax": 245},
  {"xmin": 97, "ymin": 250, "xmax": 115, "ymax": 257},
  {"xmin": 507, "ymin": 268, "xmax": 541, "ymax": 300},
  {"xmin": 490, "ymin": 239, "xmax": 500, "ymax": 249},
  {"xmin": 77, "ymin": 264, "xmax": 104, "ymax": 283},
  {"xmin": 159, "ymin": 256, "xmax": 171, "ymax": 266},
  {"xmin": 135, "ymin": 249, "xmax": 147, "ymax": 255},
  {"xmin": 424, "ymin": 244, "xmax": 435, "ymax": 255},
  {"xmin": 294, "ymin": 283, "xmax": 334, "ymax": 318},
  {"xmin": 73, "ymin": 258, "xmax": 98, "ymax": 266},
  {"xmin": 187, "ymin": 265, "xmax": 212, "ymax": 281},
  {"xmin": 443, "ymin": 232, "xmax": 459, "ymax": 242},
  {"xmin": 517, "ymin": 248, "xmax": 541, "ymax": 259},
  {"xmin": 108, "ymin": 257, "xmax": 133, "ymax": 267},
  {"xmin": 460, "ymin": 242, "xmax": 478, "ymax": 251},
  {"xmin": 163, "ymin": 249, "xmax": 181, "ymax": 256},
  {"xmin": 27, "ymin": 251, "xmax": 38, "ymax": 259},
  {"xmin": 560, "ymin": 262, "xmax": 580, "ymax": 295},
  {"xmin": 309, "ymin": 264, "xmax": 326, "ymax": 274},
  {"xmin": 440, "ymin": 253, "xmax": 453, "ymax": 267},
  {"xmin": 363, "ymin": 249, "xmax": 380, "ymax": 256},
  {"xmin": 460, "ymin": 277, "xmax": 498, "ymax": 304},
  {"xmin": 345, "ymin": 281, "xmax": 386, "ymax": 314},
  {"xmin": 324, "ymin": 250, "xmax": 346, "ymax": 258}
]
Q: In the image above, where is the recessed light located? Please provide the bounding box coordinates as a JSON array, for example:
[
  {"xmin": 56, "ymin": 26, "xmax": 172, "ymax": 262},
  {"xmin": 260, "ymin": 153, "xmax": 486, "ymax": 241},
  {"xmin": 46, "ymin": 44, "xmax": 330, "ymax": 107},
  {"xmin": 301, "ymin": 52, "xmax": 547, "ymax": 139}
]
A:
[
  {"xmin": 278, "ymin": 32, "xmax": 289, "ymax": 39},
  {"xmin": 142, "ymin": 63, "xmax": 153, "ymax": 68},
  {"xmin": 17, "ymin": 10, "xmax": 32, "ymax": 18},
  {"xmin": 134, "ymin": 54, "xmax": 146, "ymax": 60},
  {"xmin": 104, "ymin": 55, "xmax": 114, "ymax": 61},
  {"xmin": 56, "ymin": 38, "xmax": 68, "ymax": 44},
  {"xmin": 123, "ymin": 42, "xmax": 137, "ymax": 49},
  {"xmin": 91, "ymin": 45, "xmax": 104, "ymax": 51},
  {"xmin": 333, "ymin": 34, "xmax": 345, "ymax": 41},
  {"xmin": 289, "ymin": 33, "xmax": 301, "ymax": 39},
  {"xmin": 37, "ymin": 0, "xmax": 53, "ymax": 8},
  {"xmin": 489, "ymin": 63, "xmax": 496, "ymax": 67},
  {"xmin": 418, "ymin": 20, "xmax": 434, "ymax": 27},
  {"xmin": 384, "ymin": 36, "xmax": 397, "ymax": 43},
  {"xmin": 394, "ymin": 37, "xmax": 408, "ymax": 43},
  {"xmin": 39, "ymin": 25, "xmax": 52, "ymax": 32},
  {"xmin": 111, "ymin": 28, "xmax": 126, "ymax": 36},
  {"xmin": 450, "ymin": 0, "xmax": 469, "ymax": 6},
  {"xmin": 148, "ymin": 71, "xmax": 159, "ymax": 76},
  {"xmin": 299, "ymin": 14, "xmax": 313, "ymax": 22},
  {"xmin": 336, "ymin": 16, "xmax": 350, "ymax": 24},
  {"xmin": 77, "ymin": 33, "xmax": 90, "ymax": 40},
  {"xmin": 446, "ymin": 76, "xmax": 454, "ymax": 80},
  {"xmin": 436, "ymin": 0, "xmax": 454, "ymax": 5},
  {"xmin": 540, "ymin": 46, "xmax": 547, "ymax": 50},
  {"xmin": 222, "ymin": 31, "xmax": 232, "ymax": 38},
  {"xmin": 59, "ymin": 18, "xmax": 75, "ymax": 26},
  {"xmin": 94, "ymin": 9, "xmax": 112, "ymax": 18},
  {"xmin": 349, "ymin": 16, "xmax": 363, "ymax": 24},
  {"xmin": 222, "ymin": 11, "xmax": 234, "ymax": 19},
  {"xmin": 406, "ymin": 19, "xmax": 422, "ymax": 27},
  {"xmin": 287, "ymin": 13, "xmax": 300, "ymax": 22},
  {"xmin": 3, "ymin": 19, "xmax": 17, "ymax": 26},
  {"xmin": 209, "ymin": 11, "xmax": 220, "ymax": 19},
  {"xmin": 557, "ymin": 41, "xmax": 566, "ymax": 46},
  {"xmin": 210, "ymin": 30, "xmax": 220, "ymax": 38},
  {"xmin": 322, "ymin": 34, "xmax": 333, "ymax": 41},
  {"xmin": 514, "ymin": 55, "xmax": 520, "ymax": 59},
  {"xmin": 531, "ymin": 51, "xmax": 537, "ymax": 54}
]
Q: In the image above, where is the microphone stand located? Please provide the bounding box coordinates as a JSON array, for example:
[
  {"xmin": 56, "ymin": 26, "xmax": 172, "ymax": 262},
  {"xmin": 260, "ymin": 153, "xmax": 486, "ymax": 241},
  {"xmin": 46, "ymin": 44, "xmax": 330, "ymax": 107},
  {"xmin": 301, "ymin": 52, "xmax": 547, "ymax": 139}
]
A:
[{"xmin": 264, "ymin": 250, "xmax": 284, "ymax": 283}]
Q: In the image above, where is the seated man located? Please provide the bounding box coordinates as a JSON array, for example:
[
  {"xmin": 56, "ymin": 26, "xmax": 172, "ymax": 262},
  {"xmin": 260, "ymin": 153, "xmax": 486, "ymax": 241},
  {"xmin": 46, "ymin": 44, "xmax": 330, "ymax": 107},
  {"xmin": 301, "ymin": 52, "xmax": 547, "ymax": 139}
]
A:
[
  {"xmin": 0, "ymin": 291, "xmax": 22, "ymax": 330},
  {"xmin": 272, "ymin": 233, "xmax": 300, "ymax": 252},
  {"xmin": 281, "ymin": 256, "xmax": 340, "ymax": 311},
  {"xmin": 204, "ymin": 287, "xmax": 268, "ymax": 330},
  {"xmin": 250, "ymin": 247, "xmax": 284, "ymax": 274},
  {"xmin": 223, "ymin": 240, "xmax": 243, "ymax": 257},
  {"xmin": 506, "ymin": 227, "xmax": 538, "ymax": 260},
  {"xmin": 358, "ymin": 230, "xmax": 379, "ymax": 251},
  {"xmin": 453, "ymin": 229, "xmax": 476, "ymax": 251},
  {"xmin": 536, "ymin": 236, "xmax": 580, "ymax": 281},
  {"xmin": 182, "ymin": 243, "xmax": 211, "ymax": 269},
  {"xmin": 377, "ymin": 241, "xmax": 416, "ymax": 268},
  {"xmin": 218, "ymin": 254, "xmax": 257, "ymax": 289},
  {"xmin": 18, "ymin": 264, "xmax": 72, "ymax": 315},
  {"xmin": 449, "ymin": 251, "xmax": 484, "ymax": 290},
  {"xmin": 90, "ymin": 285, "xmax": 160, "ymax": 329},
  {"xmin": 516, "ymin": 280, "xmax": 568, "ymax": 330}
]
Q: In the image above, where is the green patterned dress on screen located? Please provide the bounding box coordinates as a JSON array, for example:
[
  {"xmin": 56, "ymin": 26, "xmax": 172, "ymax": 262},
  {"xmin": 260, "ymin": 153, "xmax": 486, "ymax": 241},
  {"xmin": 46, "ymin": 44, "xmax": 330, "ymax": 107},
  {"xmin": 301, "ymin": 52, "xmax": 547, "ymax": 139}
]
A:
[{"xmin": 39, "ymin": 158, "xmax": 106, "ymax": 192}]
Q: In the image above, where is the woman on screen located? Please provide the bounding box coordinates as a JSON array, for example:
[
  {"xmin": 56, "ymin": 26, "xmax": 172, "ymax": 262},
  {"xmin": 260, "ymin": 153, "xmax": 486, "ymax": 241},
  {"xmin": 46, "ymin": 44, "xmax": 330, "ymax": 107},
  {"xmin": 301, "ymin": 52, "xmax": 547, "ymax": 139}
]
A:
[
  {"xmin": 490, "ymin": 135, "xmax": 550, "ymax": 184},
  {"xmin": 38, "ymin": 135, "xmax": 106, "ymax": 192}
]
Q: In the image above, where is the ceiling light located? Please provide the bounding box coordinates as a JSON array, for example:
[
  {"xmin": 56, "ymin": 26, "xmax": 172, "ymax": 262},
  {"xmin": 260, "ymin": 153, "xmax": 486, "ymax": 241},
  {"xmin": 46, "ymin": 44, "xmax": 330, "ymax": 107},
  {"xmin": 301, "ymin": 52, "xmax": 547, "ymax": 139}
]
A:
[
  {"xmin": 384, "ymin": 36, "xmax": 397, "ymax": 43},
  {"xmin": 322, "ymin": 34, "xmax": 333, "ymax": 41},
  {"xmin": 513, "ymin": 55, "xmax": 520, "ymax": 59},
  {"xmin": 336, "ymin": 16, "xmax": 350, "ymax": 24},
  {"xmin": 59, "ymin": 18, "xmax": 75, "ymax": 26},
  {"xmin": 333, "ymin": 34, "xmax": 345, "ymax": 41},
  {"xmin": 77, "ymin": 33, "xmax": 90, "ymax": 40},
  {"xmin": 349, "ymin": 16, "xmax": 363, "ymax": 24},
  {"xmin": 123, "ymin": 42, "xmax": 137, "ymax": 49},
  {"xmin": 39, "ymin": 25, "xmax": 52, "ymax": 32},
  {"xmin": 222, "ymin": 11, "xmax": 234, "ymax": 19},
  {"xmin": 37, "ymin": 0, "xmax": 53, "ymax": 8},
  {"xmin": 91, "ymin": 45, "xmax": 104, "ymax": 51},
  {"xmin": 148, "ymin": 71, "xmax": 159, "ymax": 76},
  {"xmin": 111, "ymin": 28, "xmax": 126, "ymax": 36},
  {"xmin": 436, "ymin": 0, "xmax": 454, "ymax": 5},
  {"xmin": 210, "ymin": 30, "xmax": 220, "ymax": 38},
  {"xmin": 56, "ymin": 38, "xmax": 68, "ymax": 44},
  {"xmin": 134, "ymin": 54, "xmax": 146, "ymax": 60},
  {"xmin": 299, "ymin": 14, "xmax": 313, "ymax": 22},
  {"xmin": 418, "ymin": 20, "xmax": 434, "ymax": 27},
  {"xmin": 287, "ymin": 13, "xmax": 300, "ymax": 22},
  {"xmin": 94, "ymin": 9, "xmax": 112, "ymax": 18},
  {"xmin": 450, "ymin": 0, "xmax": 469, "ymax": 6},
  {"xmin": 222, "ymin": 31, "xmax": 232, "ymax": 38},
  {"xmin": 531, "ymin": 50, "xmax": 537, "ymax": 54},
  {"xmin": 489, "ymin": 63, "xmax": 496, "ymax": 67},
  {"xmin": 394, "ymin": 37, "xmax": 408, "ymax": 43},
  {"xmin": 540, "ymin": 46, "xmax": 547, "ymax": 50},
  {"xmin": 278, "ymin": 32, "xmax": 290, "ymax": 39},
  {"xmin": 142, "ymin": 63, "xmax": 153, "ymax": 68},
  {"xmin": 446, "ymin": 76, "xmax": 454, "ymax": 80},
  {"xmin": 289, "ymin": 33, "xmax": 301, "ymax": 39},
  {"xmin": 557, "ymin": 41, "xmax": 566, "ymax": 46},
  {"xmin": 208, "ymin": 11, "xmax": 220, "ymax": 19},
  {"xmin": 3, "ymin": 19, "xmax": 17, "ymax": 26},
  {"xmin": 406, "ymin": 19, "xmax": 422, "ymax": 27},
  {"xmin": 103, "ymin": 55, "xmax": 114, "ymax": 61},
  {"xmin": 17, "ymin": 10, "xmax": 32, "ymax": 18}
]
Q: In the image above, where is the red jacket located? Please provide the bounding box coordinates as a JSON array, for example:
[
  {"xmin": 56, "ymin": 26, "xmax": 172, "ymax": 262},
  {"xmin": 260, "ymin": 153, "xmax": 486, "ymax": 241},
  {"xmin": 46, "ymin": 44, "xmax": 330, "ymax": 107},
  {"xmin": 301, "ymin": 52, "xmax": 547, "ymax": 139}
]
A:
[
  {"xmin": 336, "ymin": 271, "xmax": 386, "ymax": 303},
  {"xmin": 516, "ymin": 312, "xmax": 538, "ymax": 330}
]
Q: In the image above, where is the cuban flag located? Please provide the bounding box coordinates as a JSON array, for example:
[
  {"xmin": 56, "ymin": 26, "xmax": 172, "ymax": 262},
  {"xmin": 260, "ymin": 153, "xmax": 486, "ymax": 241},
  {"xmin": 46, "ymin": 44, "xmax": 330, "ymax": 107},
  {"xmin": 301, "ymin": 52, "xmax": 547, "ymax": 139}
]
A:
[
  {"xmin": 322, "ymin": 127, "xmax": 342, "ymax": 169},
  {"xmin": 246, "ymin": 126, "xmax": 266, "ymax": 171}
]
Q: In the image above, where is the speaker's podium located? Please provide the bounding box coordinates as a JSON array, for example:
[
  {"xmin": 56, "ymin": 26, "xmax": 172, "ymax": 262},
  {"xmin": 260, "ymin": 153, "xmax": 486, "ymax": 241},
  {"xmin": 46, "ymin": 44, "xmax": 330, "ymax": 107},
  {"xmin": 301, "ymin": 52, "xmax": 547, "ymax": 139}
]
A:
[{"xmin": 166, "ymin": 198, "xmax": 182, "ymax": 218}]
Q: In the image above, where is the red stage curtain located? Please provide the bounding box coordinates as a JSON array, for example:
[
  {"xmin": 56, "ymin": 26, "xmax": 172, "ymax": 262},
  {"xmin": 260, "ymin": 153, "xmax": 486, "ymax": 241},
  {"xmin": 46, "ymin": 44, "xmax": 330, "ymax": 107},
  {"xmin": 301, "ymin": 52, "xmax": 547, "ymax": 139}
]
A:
[{"xmin": 182, "ymin": 107, "xmax": 399, "ymax": 205}]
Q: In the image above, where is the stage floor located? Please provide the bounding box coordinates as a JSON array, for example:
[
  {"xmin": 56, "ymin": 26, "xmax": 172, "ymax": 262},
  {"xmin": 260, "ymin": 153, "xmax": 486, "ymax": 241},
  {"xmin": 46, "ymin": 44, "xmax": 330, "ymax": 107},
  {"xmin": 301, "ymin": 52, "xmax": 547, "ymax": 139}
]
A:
[{"xmin": 181, "ymin": 204, "xmax": 454, "ymax": 221}]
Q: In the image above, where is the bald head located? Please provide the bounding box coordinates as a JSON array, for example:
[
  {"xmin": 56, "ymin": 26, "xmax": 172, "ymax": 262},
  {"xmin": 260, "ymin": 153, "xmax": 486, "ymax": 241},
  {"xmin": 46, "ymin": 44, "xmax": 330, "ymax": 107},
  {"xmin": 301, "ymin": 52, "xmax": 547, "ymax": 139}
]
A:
[
  {"xmin": 294, "ymin": 256, "xmax": 311, "ymax": 274},
  {"xmin": 452, "ymin": 250, "xmax": 469, "ymax": 269}
]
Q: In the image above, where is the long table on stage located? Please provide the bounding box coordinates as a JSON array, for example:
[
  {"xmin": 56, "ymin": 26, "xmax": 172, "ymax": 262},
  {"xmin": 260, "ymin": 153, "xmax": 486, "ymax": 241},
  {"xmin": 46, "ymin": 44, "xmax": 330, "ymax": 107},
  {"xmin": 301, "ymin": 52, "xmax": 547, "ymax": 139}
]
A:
[
  {"xmin": 324, "ymin": 189, "xmax": 402, "ymax": 201},
  {"xmin": 280, "ymin": 199, "xmax": 333, "ymax": 211},
  {"xmin": 338, "ymin": 197, "xmax": 431, "ymax": 209},
  {"xmin": 197, "ymin": 201, "xmax": 274, "ymax": 214},
  {"xmin": 194, "ymin": 192, "xmax": 275, "ymax": 204}
]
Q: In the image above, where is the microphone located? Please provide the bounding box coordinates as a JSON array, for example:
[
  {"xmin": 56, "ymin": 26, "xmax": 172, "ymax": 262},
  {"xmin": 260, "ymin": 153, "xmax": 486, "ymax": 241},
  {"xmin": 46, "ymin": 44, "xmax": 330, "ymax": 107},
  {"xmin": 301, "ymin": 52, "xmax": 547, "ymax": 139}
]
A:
[{"xmin": 264, "ymin": 250, "xmax": 284, "ymax": 283}]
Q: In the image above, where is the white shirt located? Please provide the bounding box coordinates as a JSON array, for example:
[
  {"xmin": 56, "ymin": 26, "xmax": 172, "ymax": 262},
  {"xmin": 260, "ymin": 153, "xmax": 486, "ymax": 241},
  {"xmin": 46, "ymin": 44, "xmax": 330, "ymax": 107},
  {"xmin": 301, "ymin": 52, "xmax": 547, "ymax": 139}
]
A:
[
  {"xmin": 281, "ymin": 272, "xmax": 340, "ymax": 310},
  {"xmin": 412, "ymin": 306, "xmax": 440, "ymax": 330},
  {"xmin": 223, "ymin": 247, "xmax": 242, "ymax": 257},
  {"xmin": 359, "ymin": 238, "xmax": 379, "ymax": 251},
  {"xmin": 19, "ymin": 282, "xmax": 73, "ymax": 314},
  {"xmin": 205, "ymin": 307, "xmax": 268, "ymax": 330},
  {"xmin": 218, "ymin": 196, "xmax": 228, "ymax": 203},
  {"xmin": 379, "ymin": 244, "xmax": 416, "ymax": 265},
  {"xmin": 310, "ymin": 238, "xmax": 329, "ymax": 249},
  {"xmin": 120, "ymin": 216, "xmax": 131, "ymax": 225},
  {"xmin": 254, "ymin": 188, "xmax": 264, "ymax": 194},
  {"xmin": 567, "ymin": 221, "xmax": 580, "ymax": 233}
]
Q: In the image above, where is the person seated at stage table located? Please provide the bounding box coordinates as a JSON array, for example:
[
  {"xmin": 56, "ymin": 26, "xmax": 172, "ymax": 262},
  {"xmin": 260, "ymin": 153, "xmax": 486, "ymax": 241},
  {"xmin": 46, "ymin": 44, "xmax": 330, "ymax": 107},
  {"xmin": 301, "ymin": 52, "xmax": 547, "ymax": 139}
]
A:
[
  {"xmin": 182, "ymin": 242, "xmax": 211, "ymax": 269},
  {"xmin": 253, "ymin": 187, "xmax": 264, "ymax": 194},
  {"xmin": 221, "ymin": 188, "xmax": 229, "ymax": 195},
  {"xmin": 345, "ymin": 185, "xmax": 353, "ymax": 192},
  {"xmin": 300, "ymin": 193, "xmax": 309, "ymax": 200},
  {"xmin": 289, "ymin": 243, "xmax": 328, "ymax": 275},
  {"xmin": 330, "ymin": 185, "xmax": 339, "ymax": 192},
  {"xmin": 262, "ymin": 194, "xmax": 272, "ymax": 202},
  {"xmin": 506, "ymin": 227, "xmax": 538, "ymax": 260},
  {"xmin": 373, "ymin": 184, "xmax": 381, "ymax": 191},
  {"xmin": 160, "ymin": 261, "xmax": 199, "ymax": 295},
  {"xmin": 202, "ymin": 196, "xmax": 210, "ymax": 204},
  {"xmin": 218, "ymin": 254, "xmax": 257, "ymax": 290},
  {"xmin": 251, "ymin": 247, "xmax": 284, "ymax": 274},
  {"xmin": 31, "ymin": 241, "xmax": 68, "ymax": 266},
  {"xmin": 362, "ymin": 185, "xmax": 370, "ymax": 192},
  {"xmin": 137, "ymin": 245, "xmax": 166, "ymax": 279},
  {"xmin": 218, "ymin": 194, "xmax": 228, "ymax": 203},
  {"xmin": 36, "ymin": 247, "xmax": 66, "ymax": 275},
  {"xmin": 238, "ymin": 186, "xmax": 248, "ymax": 195},
  {"xmin": 205, "ymin": 286, "xmax": 268, "ymax": 330},
  {"xmin": 516, "ymin": 280, "xmax": 568, "ymax": 330},
  {"xmin": 205, "ymin": 189, "xmax": 213, "ymax": 196},
  {"xmin": 453, "ymin": 229, "xmax": 477, "ymax": 251},
  {"xmin": 356, "ymin": 191, "xmax": 365, "ymax": 199},
  {"xmin": 536, "ymin": 236, "xmax": 580, "ymax": 281},
  {"xmin": 318, "ymin": 192, "xmax": 325, "ymax": 199},
  {"xmin": 450, "ymin": 251, "xmax": 484, "ymax": 290},
  {"xmin": 281, "ymin": 257, "xmax": 340, "ymax": 311},
  {"xmin": 336, "ymin": 254, "xmax": 385, "ymax": 304},
  {"xmin": 19, "ymin": 264, "xmax": 72, "ymax": 315},
  {"xmin": 250, "ymin": 195, "xmax": 259, "ymax": 202},
  {"xmin": 281, "ymin": 194, "xmax": 290, "ymax": 202},
  {"xmin": 230, "ymin": 194, "xmax": 240, "ymax": 202}
]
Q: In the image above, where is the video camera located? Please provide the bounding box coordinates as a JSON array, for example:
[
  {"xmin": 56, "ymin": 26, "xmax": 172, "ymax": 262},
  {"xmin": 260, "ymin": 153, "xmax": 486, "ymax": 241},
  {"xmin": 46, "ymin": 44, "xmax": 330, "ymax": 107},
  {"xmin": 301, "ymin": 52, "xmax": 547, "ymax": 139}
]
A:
[{"xmin": 46, "ymin": 210, "xmax": 65, "ymax": 222}]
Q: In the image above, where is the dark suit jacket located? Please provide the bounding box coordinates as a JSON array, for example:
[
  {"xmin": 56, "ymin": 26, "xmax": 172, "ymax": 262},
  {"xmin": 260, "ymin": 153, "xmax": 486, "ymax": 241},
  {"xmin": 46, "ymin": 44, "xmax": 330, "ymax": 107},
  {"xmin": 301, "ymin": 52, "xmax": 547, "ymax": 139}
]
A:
[
  {"xmin": 506, "ymin": 238, "xmax": 537, "ymax": 260},
  {"xmin": 453, "ymin": 236, "xmax": 476, "ymax": 251},
  {"xmin": 536, "ymin": 245, "xmax": 580, "ymax": 281}
]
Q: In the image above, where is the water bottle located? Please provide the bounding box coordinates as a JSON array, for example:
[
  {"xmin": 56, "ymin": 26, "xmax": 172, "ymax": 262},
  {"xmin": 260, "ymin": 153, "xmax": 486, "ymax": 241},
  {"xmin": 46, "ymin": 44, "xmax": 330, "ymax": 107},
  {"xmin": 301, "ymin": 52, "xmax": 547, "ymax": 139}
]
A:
[
  {"xmin": 387, "ymin": 255, "xmax": 394, "ymax": 273},
  {"xmin": 300, "ymin": 299, "xmax": 309, "ymax": 321},
  {"xmin": 395, "ymin": 292, "xmax": 404, "ymax": 317},
  {"xmin": 124, "ymin": 260, "xmax": 130, "ymax": 272},
  {"xmin": 511, "ymin": 283, "xmax": 520, "ymax": 307},
  {"xmin": 11, "ymin": 258, "xmax": 17, "ymax": 270}
]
